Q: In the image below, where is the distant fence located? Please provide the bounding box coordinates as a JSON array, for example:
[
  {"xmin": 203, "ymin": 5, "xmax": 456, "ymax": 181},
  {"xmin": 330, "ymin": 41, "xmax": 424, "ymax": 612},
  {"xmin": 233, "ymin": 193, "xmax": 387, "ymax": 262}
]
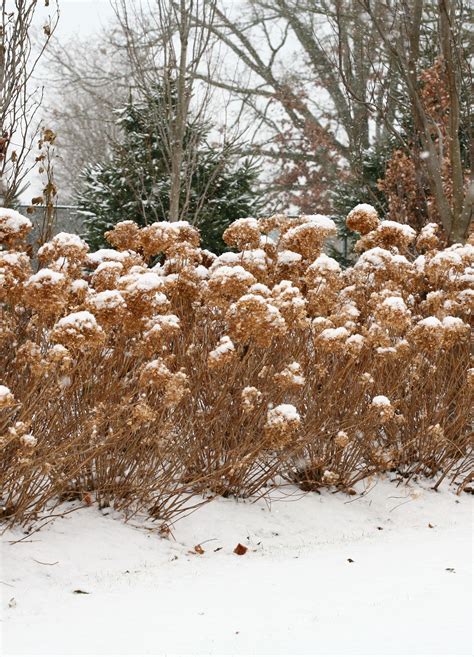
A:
[{"xmin": 18, "ymin": 205, "xmax": 85, "ymax": 247}]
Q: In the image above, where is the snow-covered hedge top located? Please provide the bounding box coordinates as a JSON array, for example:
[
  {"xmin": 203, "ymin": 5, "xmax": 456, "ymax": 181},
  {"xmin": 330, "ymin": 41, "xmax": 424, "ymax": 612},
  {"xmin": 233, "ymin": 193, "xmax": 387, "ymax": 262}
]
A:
[
  {"xmin": 0, "ymin": 384, "xmax": 14, "ymax": 402},
  {"xmin": 26, "ymin": 268, "xmax": 66, "ymax": 287},
  {"xmin": 266, "ymin": 403, "xmax": 301, "ymax": 425},
  {"xmin": 54, "ymin": 310, "xmax": 100, "ymax": 331},
  {"xmin": 86, "ymin": 249, "xmax": 138, "ymax": 266},
  {"xmin": 371, "ymin": 395, "xmax": 391, "ymax": 407},
  {"xmin": 0, "ymin": 208, "xmax": 32, "ymax": 238}
]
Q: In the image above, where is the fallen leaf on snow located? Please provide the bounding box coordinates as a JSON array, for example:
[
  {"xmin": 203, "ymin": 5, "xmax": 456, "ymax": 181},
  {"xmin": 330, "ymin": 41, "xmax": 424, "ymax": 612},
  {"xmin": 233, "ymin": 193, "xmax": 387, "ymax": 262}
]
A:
[
  {"xmin": 8, "ymin": 597, "xmax": 16, "ymax": 608},
  {"xmin": 234, "ymin": 543, "xmax": 248, "ymax": 555},
  {"xmin": 73, "ymin": 589, "xmax": 90, "ymax": 594},
  {"xmin": 347, "ymin": 558, "xmax": 355, "ymax": 563},
  {"xmin": 194, "ymin": 544, "xmax": 205, "ymax": 554},
  {"xmin": 82, "ymin": 493, "xmax": 93, "ymax": 506}
]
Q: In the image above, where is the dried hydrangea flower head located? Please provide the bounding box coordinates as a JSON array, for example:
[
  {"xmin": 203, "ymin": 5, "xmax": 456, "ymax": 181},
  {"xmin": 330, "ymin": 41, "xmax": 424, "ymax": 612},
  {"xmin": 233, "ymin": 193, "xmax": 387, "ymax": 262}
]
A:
[
  {"xmin": 410, "ymin": 316, "xmax": 445, "ymax": 351},
  {"xmin": 163, "ymin": 243, "xmax": 203, "ymax": 271},
  {"xmin": 440, "ymin": 316, "xmax": 470, "ymax": 349},
  {"xmin": 280, "ymin": 215, "xmax": 336, "ymax": 260},
  {"xmin": 37, "ymin": 232, "xmax": 89, "ymax": 268},
  {"xmin": 370, "ymin": 395, "xmax": 395, "ymax": 423},
  {"xmin": 0, "ymin": 251, "xmax": 32, "ymax": 303},
  {"xmin": 23, "ymin": 268, "xmax": 70, "ymax": 316},
  {"xmin": 0, "ymin": 384, "xmax": 15, "ymax": 409},
  {"xmin": 91, "ymin": 261, "xmax": 124, "ymax": 292},
  {"xmin": 416, "ymin": 223, "xmax": 444, "ymax": 252},
  {"xmin": 241, "ymin": 386, "xmax": 263, "ymax": 413},
  {"xmin": 206, "ymin": 265, "xmax": 256, "ymax": 309},
  {"xmin": 305, "ymin": 253, "xmax": 341, "ymax": 287},
  {"xmin": 346, "ymin": 204, "xmax": 380, "ymax": 235},
  {"xmin": 141, "ymin": 221, "xmax": 200, "ymax": 259},
  {"xmin": 0, "ymin": 208, "xmax": 32, "ymax": 247},
  {"xmin": 19, "ymin": 433, "xmax": 37, "ymax": 449},
  {"xmin": 227, "ymin": 293, "xmax": 287, "ymax": 347},
  {"xmin": 264, "ymin": 403, "xmax": 301, "ymax": 449},
  {"xmin": 276, "ymin": 249, "xmax": 304, "ymax": 284},
  {"xmin": 14, "ymin": 340, "xmax": 45, "ymax": 376},
  {"xmin": 86, "ymin": 289, "xmax": 128, "ymax": 327},
  {"xmin": 315, "ymin": 326, "xmax": 351, "ymax": 353},
  {"xmin": 118, "ymin": 270, "xmax": 169, "ymax": 322},
  {"xmin": 139, "ymin": 358, "xmax": 189, "ymax": 407},
  {"xmin": 208, "ymin": 335, "xmax": 235, "ymax": 369},
  {"xmin": 335, "ymin": 430, "xmax": 350, "ymax": 448},
  {"xmin": 105, "ymin": 221, "xmax": 142, "ymax": 252},
  {"xmin": 140, "ymin": 222, "xmax": 175, "ymax": 257},
  {"xmin": 172, "ymin": 221, "xmax": 201, "ymax": 249},
  {"xmin": 258, "ymin": 214, "xmax": 288, "ymax": 236},
  {"xmin": 274, "ymin": 362, "xmax": 306, "ymax": 390},
  {"xmin": 140, "ymin": 357, "xmax": 173, "ymax": 391},
  {"xmin": 373, "ymin": 294, "xmax": 412, "ymax": 333},
  {"xmin": 237, "ymin": 249, "xmax": 272, "ymax": 282},
  {"xmin": 162, "ymin": 370, "xmax": 189, "ymax": 408},
  {"xmin": 51, "ymin": 310, "xmax": 106, "ymax": 351},
  {"xmin": 272, "ymin": 280, "xmax": 308, "ymax": 328},
  {"xmin": 223, "ymin": 217, "xmax": 261, "ymax": 250},
  {"xmin": 86, "ymin": 248, "xmax": 143, "ymax": 272},
  {"xmin": 355, "ymin": 220, "xmax": 416, "ymax": 253},
  {"xmin": 142, "ymin": 314, "xmax": 181, "ymax": 356},
  {"xmin": 46, "ymin": 344, "xmax": 73, "ymax": 373}
]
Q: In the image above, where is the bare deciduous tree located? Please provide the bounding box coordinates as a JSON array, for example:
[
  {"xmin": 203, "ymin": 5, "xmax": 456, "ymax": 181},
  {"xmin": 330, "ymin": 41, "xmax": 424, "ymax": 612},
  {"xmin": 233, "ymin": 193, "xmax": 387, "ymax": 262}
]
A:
[
  {"xmin": 113, "ymin": 0, "xmax": 224, "ymax": 222},
  {"xmin": 43, "ymin": 28, "xmax": 132, "ymax": 201},
  {"xmin": 197, "ymin": 0, "xmax": 471, "ymax": 240},
  {"xmin": 338, "ymin": 0, "xmax": 472, "ymax": 242},
  {"xmin": 0, "ymin": 0, "xmax": 58, "ymax": 206}
]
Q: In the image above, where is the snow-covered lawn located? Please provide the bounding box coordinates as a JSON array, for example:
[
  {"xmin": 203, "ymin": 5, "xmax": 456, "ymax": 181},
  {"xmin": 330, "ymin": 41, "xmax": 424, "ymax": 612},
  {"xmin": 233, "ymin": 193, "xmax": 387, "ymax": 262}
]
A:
[{"xmin": 1, "ymin": 478, "xmax": 472, "ymax": 656}]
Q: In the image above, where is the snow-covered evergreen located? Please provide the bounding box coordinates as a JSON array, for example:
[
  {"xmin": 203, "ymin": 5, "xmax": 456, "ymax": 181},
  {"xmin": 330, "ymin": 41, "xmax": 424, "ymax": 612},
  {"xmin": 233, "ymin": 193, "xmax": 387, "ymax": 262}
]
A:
[{"xmin": 77, "ymin": 92, "xmax": 262, "ymax": 253}]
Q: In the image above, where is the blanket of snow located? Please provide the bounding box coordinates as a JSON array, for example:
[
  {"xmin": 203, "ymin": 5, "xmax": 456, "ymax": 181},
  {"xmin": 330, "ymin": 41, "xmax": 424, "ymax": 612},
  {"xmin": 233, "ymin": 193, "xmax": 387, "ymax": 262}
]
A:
[{"xmin": 1, "ymin": 478, "xmax": 472, "ymax": 656}]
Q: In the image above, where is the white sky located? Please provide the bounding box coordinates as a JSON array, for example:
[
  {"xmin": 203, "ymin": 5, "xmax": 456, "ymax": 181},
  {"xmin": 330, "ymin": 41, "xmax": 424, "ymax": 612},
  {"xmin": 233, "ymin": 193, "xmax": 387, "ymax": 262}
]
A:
[
  {"xmin": 21, "ymin": 0, "xmax": 117, "ymax": 201},
  {"xmin": 51, "ymin": 0, "xmax": 116, "ymax": 38}
]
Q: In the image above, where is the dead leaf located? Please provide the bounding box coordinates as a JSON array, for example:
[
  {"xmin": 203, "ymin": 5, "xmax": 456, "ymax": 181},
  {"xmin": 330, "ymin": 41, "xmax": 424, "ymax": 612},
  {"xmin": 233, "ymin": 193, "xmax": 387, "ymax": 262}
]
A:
[
  {"xmin": 428, "ymin": 523, "xmax": 435, "ymax": 528},
  {"xmin": 445, "ymin": 568, "xmax": 455, "ymax": 573},
  {"xmin": 73, "ymin": 589, "xmax": 90, "ymax": 594},
  {"xmin": 213, "ymin": 547, "xmax": 223, "ymax": 552},
  {"xmin": 233, "ymin": 543, "xmax": 248, "ymax": 555},
  {"xmin": 82, "ymin": 493, "xmax": 93, "ymax": 506},
  {"xmin": 8, "ymin": 597, "xmax": 16, "ymax": 608},
  {"xmin": 347, "ymin": 558, "xmax": 355, "ymax": 563},
  {"xmin": 194, "ymin": 544, "xmax": 205, "ymax": 554}
]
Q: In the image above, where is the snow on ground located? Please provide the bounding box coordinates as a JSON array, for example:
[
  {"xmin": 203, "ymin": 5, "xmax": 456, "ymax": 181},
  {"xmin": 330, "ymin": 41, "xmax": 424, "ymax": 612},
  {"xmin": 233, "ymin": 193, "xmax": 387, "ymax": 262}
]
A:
[{"xmin": 1, "ymin": 478, "xmax": 472, "ymax": 656}]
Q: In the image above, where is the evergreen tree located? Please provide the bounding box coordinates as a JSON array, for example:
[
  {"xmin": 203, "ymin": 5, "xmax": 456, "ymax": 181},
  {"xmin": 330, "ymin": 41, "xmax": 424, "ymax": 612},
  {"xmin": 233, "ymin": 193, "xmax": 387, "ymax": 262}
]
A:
[{"xmin": 77, "ymin": 93, "xmax": 262, "ymax": 254}]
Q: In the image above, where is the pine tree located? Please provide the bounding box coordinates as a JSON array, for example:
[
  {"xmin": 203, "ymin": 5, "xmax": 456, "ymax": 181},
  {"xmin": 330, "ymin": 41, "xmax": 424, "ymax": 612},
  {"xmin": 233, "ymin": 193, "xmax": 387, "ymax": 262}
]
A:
[{"xmin": 77, "ymin": 93, "xmax": 262, "ymax": 253}]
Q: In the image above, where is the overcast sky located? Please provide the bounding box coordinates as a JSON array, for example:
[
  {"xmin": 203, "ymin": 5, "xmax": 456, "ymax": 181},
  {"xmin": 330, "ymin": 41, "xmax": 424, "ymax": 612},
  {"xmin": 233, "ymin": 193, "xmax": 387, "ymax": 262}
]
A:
[
  {"xmin": 39, "ymin": 0, "xmax": 116, "ymax": 39},
  {"xmin": 58, "ymin": 0, "xmax": 115, "ymax": 36}
]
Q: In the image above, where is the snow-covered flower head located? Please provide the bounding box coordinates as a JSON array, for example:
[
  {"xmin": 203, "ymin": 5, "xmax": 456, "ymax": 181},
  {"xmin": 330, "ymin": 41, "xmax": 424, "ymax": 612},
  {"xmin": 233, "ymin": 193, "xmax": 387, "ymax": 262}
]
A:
[
  {"xmin": 346, "ymin": 203, "xmax": 379, "ymax": 235},
  {"xmin": 0, "ymin": 208, "xmax": 32, "ymax": 246},
  {"xmin": 264, "ymin": 403, "xmax": 301, "ymax": 449}
]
